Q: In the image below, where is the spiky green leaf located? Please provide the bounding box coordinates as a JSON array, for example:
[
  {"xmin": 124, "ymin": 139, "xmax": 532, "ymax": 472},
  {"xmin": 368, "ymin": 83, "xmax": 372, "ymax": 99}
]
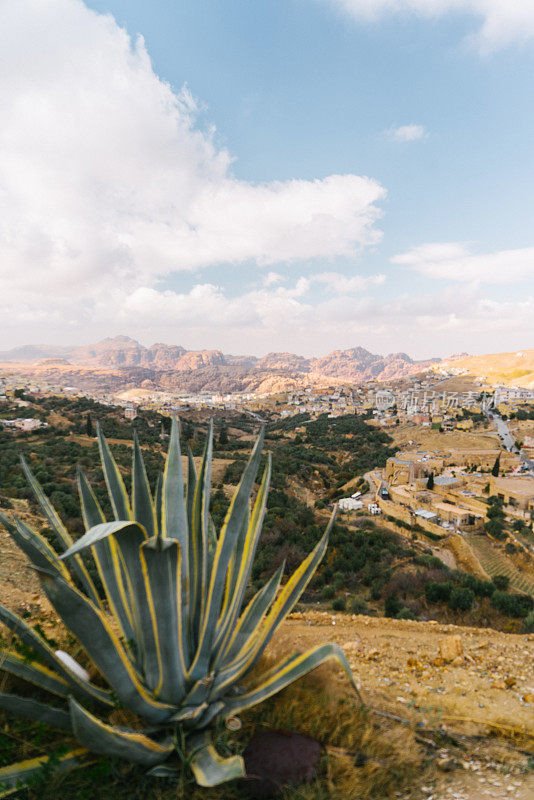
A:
[
  {"xmin": 69, "ymin": 698, "xmax": 173, "ymax": 766},
  {"xmin": 186, "ymin": 730, "xmax": 244, "ymax": 787},
  {"xmin": 0, "ymin": 692, "xmax": 71, "ymax": 731}
]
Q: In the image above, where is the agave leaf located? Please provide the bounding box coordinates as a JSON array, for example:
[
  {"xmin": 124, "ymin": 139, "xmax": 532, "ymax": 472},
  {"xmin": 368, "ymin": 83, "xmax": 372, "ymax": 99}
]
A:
[
  {"xmin": 154, "ymin": 472, "xmax": 163, "ymax": 535},
  {"xmin": 194, "ymin": 700, "xmax": 225, "ymax": 729},
  {"xmin": 38, "ymin": 572, "xmax": 175, "ymax": 724},
  {"xmin": 223, "ymin": 643, "xmax": 362, "ymax": 717},
  {"xmin": 132, "ymin": 431, "xmax": 156, "ymax": 539},
  {"xmin": 77, "ymin": 467, "xmax": 106, "ymax": 528},
  {"xmin": 211, "ymin": 520, "xmax": 331, "ymax": 696},
  {"xmin": 60, "ymin": 520, "xmax": 157, "ymax": 681},
  {"xmin": 218, "ymin": 501, "xmax": 250, "ymax": 641},
  {"xmin": 0, "ymin": 748, "xmax": 94, "ymax": 798},
  {"xmin": 77, "ymin": 471, "xmax": 137, "ymax": 653},
  {"xmin": 146, "ymin": 763, "xmax": 181, "ymax": 777},
  {"xmin": 139, "ymin": 537, "xmax": 187, "ymax": 703},
  {"xmin": 60, "ymin": 521, "xmax": 144, "ymax": 559},
  {"xmin": 0, "ymin": 691, "xmax": 71, "ymax": 731},
  {"xmin": 189, "ymin": 422, "xmax": 213, "ymax": 648},
  {"xmin": 0, "ymin": 511, "xmax": 70, "ymax": 581},
  {"xmin": 186, "ymin": 730, "xmax": 245, "ymax": 787},
  {"xmin": 162, "ymin": 417, "xmax": 188, "ymax": 547},
  {"xmin": 69, "ymin": 698, "xmax": 174, "ymax": 766},
  {"xmin": 186, "ymin": 446, "xmax": 197, "ymax": 533},
  {"xmin": 170, "ymin": 702, "xmax": 208, "ymax": 722},
  {"xmin": 213, "ymin": 457, "xmax": 271, "ymax": 663},
  {"xmin": 96, "ymin": 423, "xmax": 131, "ymax": 521},
  {"xmin": 162, "ymin": 417, "xmax": 190, "ymax": 657},
  {"xmin": 188, "ymin": 428, "xmax": 265, "ymax": 682},
  {"xmin": 0, "ymin": 652, "xmax": 70, "ymax": 698},
  {"xmin": 0, "ymin": 604, "xmax": 113, "ymax": 708},
  {"xmin": 20, "ymin": 457, "xmax": 101, "ymax": 607},
  {"xmin": 218, "ymin": 561, "xmax": 284, "ymax": 667}
]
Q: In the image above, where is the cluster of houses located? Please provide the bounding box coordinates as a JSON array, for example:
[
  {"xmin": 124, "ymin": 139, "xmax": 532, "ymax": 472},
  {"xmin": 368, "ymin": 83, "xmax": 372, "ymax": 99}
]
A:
[
  {"xmin": 280, "ymin": 381, "xmax": 491, "ymax": 426},
  {"xmin": 379, "ymin": 448, "xmax": 534, "ymax": 533}
]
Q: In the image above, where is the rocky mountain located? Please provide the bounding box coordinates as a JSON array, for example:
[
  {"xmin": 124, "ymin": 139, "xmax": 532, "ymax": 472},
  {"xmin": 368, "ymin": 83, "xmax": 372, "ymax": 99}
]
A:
[{"xmin": 0, "ymin": 336, "xmax": 438, "ymax": 393}]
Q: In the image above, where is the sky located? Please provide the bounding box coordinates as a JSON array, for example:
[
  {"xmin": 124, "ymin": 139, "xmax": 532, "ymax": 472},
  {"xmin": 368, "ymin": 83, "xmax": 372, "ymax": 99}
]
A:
[{"xmin": 1, "ymin": 0, "xmax": 533, "ymax": 359}]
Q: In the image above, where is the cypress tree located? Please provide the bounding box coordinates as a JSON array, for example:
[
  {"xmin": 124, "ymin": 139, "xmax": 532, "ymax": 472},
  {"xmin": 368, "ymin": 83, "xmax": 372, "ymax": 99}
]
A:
[
  {"xmin": 426, "ymin": 472, "xmax": 434, "ymax": 490},
  {"xmin": 491, "ymin": 455, "xmax": 500, "ymax": 477},
  {"xmin": 86, "ymin": 414, "xmax": 93, "ymax": 437}
]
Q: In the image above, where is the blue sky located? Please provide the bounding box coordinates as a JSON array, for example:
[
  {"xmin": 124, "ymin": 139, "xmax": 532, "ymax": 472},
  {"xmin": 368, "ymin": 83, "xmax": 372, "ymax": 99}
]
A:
[{"xmin": 1, "ymin": 0, "xmax": 533, "ymax": 357}]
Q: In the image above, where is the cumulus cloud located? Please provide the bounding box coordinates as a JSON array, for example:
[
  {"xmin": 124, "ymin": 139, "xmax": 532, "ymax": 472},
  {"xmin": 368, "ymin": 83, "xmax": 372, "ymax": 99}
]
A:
[
  {"xmin": 392, "ymin": 242, "xmax": 534, "ymax": 283},
  {"xmin": 387, "ymin": 124, "xmax": 427, "ymax": 142},
  {"xmin": 0, "ymin": 0, "xmax": 385, "ymax": 318},
  {"xmin": 112, "ymin": 279, "xmax": 533, "ymax": 358},
  {"xmin": 310, "ymin": 271, "xmax": 385, "ymax": 292},
  {"xmin": 326, "ymin": 1, "xmax": 534, "ymax": 51}
]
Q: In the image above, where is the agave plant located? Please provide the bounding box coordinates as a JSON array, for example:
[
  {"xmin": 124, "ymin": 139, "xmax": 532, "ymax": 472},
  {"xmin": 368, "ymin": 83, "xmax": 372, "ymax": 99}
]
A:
[{"xmin": 0, "ymin": 419, "xmax": 359, "ymax": 790}]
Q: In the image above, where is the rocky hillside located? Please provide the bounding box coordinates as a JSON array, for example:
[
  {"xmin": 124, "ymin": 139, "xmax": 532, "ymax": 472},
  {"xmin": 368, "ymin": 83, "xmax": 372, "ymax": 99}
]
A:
[
  {"xmin": 0, "ymin": 337, "xmax": 436, "ymax": 393},
  {"xmin": 434, "ymin": 349, "xmax": 534, "ymax": 388}
]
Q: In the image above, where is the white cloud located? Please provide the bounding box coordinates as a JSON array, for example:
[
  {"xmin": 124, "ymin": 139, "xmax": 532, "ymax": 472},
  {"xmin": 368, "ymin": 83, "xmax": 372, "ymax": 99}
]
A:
[
  {"xmin": 109, "ymin": 279, "xmax": 533, "ymax": 359},
  {"xmin": 0, "ymin": 0, "xmax": 385, "ymax": 317},
  {"xmin": 387, "ymin": 124, "xmax": 427, "ymax": 142},
  {"xmin": 263, "ymin": 271, "xmax": 283, "ymax": 286},
  {"xmin": 310, "ymin": 271, "xmax": 386, "ymax": 292},
  {"xmin": 326, "ymin": 1, "xmax": 534, "ymax": 51},
  {"xmin": 392, "ymin": 242, "xmax": 534, "ymax": 283}
]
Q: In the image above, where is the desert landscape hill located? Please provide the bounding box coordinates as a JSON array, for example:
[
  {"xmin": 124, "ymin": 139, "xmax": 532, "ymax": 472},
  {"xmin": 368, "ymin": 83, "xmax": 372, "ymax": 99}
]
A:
[
  {"xmin": 434, "ymin": 349, "xmax": 534, "ymax": 389},
  {"xmin": 0, "ymin": 336, "xmax": 437, "ymax": 394}
]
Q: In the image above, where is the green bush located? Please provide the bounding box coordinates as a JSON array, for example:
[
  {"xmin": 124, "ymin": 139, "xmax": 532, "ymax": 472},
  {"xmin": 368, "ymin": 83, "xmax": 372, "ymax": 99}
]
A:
[
  {"xmin": 397, "ymin": 607, "xmax": 416, "ymax": 620},
  {"xmin": 332, "ymin": 597, "xmax": 346, "ymax": 612},
  {"xmin": 492, "ymin": 575, "xmax": 510, "ymax": 591},
  {"xmin": 492, "ymin": 590, "xmax": 534, "ymax": 618},
  {"xmin": 370, "ymin": 579, "xmax": 384, "ymax": 600},
  {"xmin": 448, "ymin": 586, "xmax": 475, "ymax": 611},
  {"xmin": 524, "ymin": 611, "xmax": 534, "ymax": 633},
  {"xmin": 350, "ymin": 597, "xmax": 369, "ymax": 614},
  {"xmin": 385, "ymin": 595, "xmax": 401, "ymax": 618},
  {"xmin": 321, "ymin": 585, "xmax": 335, "ymax": 600},
  {"xmin": 425, "ymin": 581, "xmax": 452, "ymax": 603}
]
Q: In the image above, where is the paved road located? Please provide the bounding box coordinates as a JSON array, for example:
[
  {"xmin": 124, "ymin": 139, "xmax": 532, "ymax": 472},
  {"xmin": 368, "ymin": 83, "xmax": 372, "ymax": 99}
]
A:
[{"xmin": 486, "ymin": 409, "xmax": 534, "ymax": 473}]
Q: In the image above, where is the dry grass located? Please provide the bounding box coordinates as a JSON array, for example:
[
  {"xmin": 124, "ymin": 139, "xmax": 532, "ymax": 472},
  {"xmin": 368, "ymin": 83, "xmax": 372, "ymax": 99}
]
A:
[
  {"xmin": 445, "ymin": 534, "xmax": 490, "ymax": 579},
  {"xmin": 0, "ymin": 634, "xmax": 424, "ymax": 800}
]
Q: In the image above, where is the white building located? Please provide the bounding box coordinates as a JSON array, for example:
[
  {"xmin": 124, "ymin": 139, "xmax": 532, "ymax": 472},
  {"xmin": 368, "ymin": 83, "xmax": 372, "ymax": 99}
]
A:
[{"xmin": 338, "ymin": 498, "xmax": 363, "ymax": 512}]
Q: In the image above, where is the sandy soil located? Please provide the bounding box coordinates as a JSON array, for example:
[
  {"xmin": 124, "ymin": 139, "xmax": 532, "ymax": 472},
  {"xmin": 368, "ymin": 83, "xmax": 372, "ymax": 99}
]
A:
[
  {"xmin": 389, "ymin": 425, "xmax": 499, "ymax": 452},
  {"xmin": 275, "ymin": 612, "xmax": 534, "ymax": 799}
]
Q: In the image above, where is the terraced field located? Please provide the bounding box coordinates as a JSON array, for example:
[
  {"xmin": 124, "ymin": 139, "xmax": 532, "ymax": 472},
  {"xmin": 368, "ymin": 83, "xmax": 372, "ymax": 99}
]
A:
[{"xmin": 464, "ymin": 532, "xmax": 534, "ymax": 595}]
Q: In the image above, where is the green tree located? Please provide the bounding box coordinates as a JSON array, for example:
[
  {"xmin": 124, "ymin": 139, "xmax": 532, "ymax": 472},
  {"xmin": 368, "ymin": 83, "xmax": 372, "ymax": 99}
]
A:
[
  {"xmin": 426, "ymin": 472, "xmax": 434, "ymax": 490},
  {"xmin": 86, "ymin": 414, "xmax": 93, "ymax": 437},
  {"xmin": 491, "ymin": 455, "xmax": 500, "ymax": 477},
  {"xmin": 218, "ymin": 422, "xmax": 228, "ymax": 446}
]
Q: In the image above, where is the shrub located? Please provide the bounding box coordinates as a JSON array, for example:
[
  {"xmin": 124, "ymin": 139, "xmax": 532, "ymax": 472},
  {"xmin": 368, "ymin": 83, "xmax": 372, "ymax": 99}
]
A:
[
  {"xmin": 492, "ymin": 590, "xmax": 534, "ymax": 618},
  {"xmin": 425, "ymin": 581, "xmax": 453, "ymax": 603},
  {"xmin": 448, "ymin": 586, "xmax": 475, "ymax": 611},
  {"xmin": 492, "ymin": 575, "xmax": 510, "ymax": 591},
  {"xmin": 414, "ymin": 554, "xmax": 445, "ymax": 570},
  {"xmin": 397, "ymin": 607, "xmax": 416, "ymax": 620},
  {"xmin": 350, "ymin": 597, "xmax": 369, "ymax": 614},
  {"xmin": 332, "ymin": 597, "xmax": 346, "ymax": 612},
  {"xmin": 385, "ymin": 594, "xmax": 402, "ymax": 618},
  {"xmin": 524, "ymin": 611, "xmax": 534, "ymax": 633},
  {"xmin": 370, "ymin": 579, "xmax": 384, "ymax": 600},
  {"xmin": 321, "ymin": 585, "xmax": 335, "ymax": 600}
]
